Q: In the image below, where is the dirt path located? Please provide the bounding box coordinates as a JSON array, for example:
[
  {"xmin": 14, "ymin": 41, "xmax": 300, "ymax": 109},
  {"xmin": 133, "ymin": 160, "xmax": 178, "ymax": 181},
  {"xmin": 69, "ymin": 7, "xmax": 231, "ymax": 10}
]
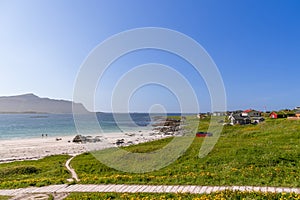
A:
[{"xmin": 65, "ymin": 155, "xmax": 80, "ymax": 182}]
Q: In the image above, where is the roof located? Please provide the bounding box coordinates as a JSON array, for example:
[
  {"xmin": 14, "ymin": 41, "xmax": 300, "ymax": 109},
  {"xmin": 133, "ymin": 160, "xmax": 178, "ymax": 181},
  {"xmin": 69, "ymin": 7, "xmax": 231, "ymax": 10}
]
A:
[
  {"xmin": 243, "ymin": 109, "xmax": 261, "ymax": 113},
  {"xmin": 233, "ymin": 114, "xmax": 250, "ymax": 120}
]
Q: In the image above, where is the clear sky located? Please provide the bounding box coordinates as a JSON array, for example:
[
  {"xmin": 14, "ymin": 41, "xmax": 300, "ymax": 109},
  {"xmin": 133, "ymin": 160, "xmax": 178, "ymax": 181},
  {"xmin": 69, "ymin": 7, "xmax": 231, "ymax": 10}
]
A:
[{"xmin": 0, "ymin": 0, "xmax": 300, "ymax": 112}]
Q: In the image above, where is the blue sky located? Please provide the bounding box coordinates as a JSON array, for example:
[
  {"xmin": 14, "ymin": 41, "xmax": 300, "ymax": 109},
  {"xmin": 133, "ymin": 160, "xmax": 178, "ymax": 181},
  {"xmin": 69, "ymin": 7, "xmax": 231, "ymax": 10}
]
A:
[{"xmin": 0, "ymin": 0, "xmax": 300, "ymax": 112}]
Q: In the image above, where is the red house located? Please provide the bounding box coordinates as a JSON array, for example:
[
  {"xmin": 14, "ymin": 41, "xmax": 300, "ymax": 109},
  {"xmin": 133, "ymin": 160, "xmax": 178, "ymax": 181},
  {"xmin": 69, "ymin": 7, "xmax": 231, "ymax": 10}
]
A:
[
  {"xmin": 269, "ymin": 111, "xmax": 289, "ymax": 119},
  {"xmin": 270, "ymin": 112, "xmax": 278, "ymax": 119}
]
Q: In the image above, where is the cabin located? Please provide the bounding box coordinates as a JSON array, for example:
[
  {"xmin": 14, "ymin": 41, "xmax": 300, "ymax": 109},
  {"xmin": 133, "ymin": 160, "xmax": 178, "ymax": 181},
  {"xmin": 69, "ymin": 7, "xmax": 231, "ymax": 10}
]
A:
[
  {"xmin": 270, "ymin": 112, "xmax": 278, "ymax": 119},
  {"xmin": 209, "ymin": 111, "xmax": 227, "ymax": 116},
  {"xmin": 228, "ymin": 109, "xmax": 265, "ymax": 125},
  {"xmin": 228, "ymin": 113, "xmax": 251, "ymax": 125},
  {"xmin": 233, "ymin": 114, "xmax": 251, "ymax": 125},
  {"xmin": 242, "ymin": 109, "xmax": 261, "ymax": 117},
  {"xmin": 252, "ymin": 117, "xmax": 265, "ymax": 124},
  {"xmin": 269, "ymin": 111, "xmax": 288, "ymax": 119},
  {"xmin": 270, "ymin": 110, "xmax": 295, "ymax": 119}
]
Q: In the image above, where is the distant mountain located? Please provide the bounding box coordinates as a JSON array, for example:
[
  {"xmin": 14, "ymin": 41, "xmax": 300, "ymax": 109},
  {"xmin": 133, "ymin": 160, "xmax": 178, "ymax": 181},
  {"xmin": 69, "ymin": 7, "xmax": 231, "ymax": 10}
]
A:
[{"xmin": 0, "ymin": 93, "xmax": 89, "ymax": 114}]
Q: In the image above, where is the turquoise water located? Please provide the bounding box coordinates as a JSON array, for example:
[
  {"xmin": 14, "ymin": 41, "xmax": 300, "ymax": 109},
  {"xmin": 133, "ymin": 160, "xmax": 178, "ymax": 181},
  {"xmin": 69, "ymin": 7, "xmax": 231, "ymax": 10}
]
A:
[{"xmin": 0, "ymin": 113, "xmax": 156, "ymax": 140}]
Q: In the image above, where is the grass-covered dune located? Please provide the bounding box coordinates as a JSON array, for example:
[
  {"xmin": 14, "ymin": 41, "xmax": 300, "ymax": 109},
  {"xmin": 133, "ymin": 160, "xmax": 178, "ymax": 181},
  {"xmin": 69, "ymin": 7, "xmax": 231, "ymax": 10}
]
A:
[
  {"xmin": 0, "ymin": 155, "xmax": 70, "ymax": 189},
  {"xmin": 71, "ymin": 117, "xmax": 300, "ymax": 187}
]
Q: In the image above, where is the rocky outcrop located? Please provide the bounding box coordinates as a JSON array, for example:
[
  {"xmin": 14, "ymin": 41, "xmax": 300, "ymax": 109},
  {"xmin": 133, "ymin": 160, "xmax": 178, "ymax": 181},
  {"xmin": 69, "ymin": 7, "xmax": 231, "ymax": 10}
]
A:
[
  {"xmin": 152, "ymin": 117, "xmax": 184, "ymax": 136},
  {"xmin": 72, "ymin": 135, "xmax": 101, "ymax": 143},
  {"xmin": 115, "ymin": 139, "xmax": 125, "ymax": 145}
]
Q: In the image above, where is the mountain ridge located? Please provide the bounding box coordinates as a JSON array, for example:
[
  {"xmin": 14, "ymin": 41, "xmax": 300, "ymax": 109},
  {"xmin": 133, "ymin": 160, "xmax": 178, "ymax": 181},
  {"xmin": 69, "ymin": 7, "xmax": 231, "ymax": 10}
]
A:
[{"xmin": 0, "ymin": 93, "xmax": 89, "ymax": 114}]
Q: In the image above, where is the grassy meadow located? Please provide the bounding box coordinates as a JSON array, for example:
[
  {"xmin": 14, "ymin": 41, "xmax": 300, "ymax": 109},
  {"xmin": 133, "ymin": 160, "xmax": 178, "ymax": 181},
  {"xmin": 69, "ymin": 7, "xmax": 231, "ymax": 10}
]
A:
[
  {"xmin": 0, "ymin": 155, "xmax": 70, "ymax": 189},
  {"xmin": 0, "ymin": 196, "xmax": 11, "ymax": 200},
  {"xmin": 0, "ymin": 116, "xmax": 299, "ymax": 190},
  {"xmin": 71, "ymin": 117, "xmax": 300, "ymax": 187}
]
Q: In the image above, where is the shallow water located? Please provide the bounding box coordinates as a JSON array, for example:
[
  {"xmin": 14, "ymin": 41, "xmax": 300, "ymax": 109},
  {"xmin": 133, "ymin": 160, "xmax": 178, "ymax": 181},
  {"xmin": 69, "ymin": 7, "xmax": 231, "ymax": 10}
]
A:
[
  {"xmin": 0, "ymin": 113, "xmax": 151, "ymax": 140},
  {"xmin": 0, "ymin": 113, "xmax": 182, "ymax": 140}
]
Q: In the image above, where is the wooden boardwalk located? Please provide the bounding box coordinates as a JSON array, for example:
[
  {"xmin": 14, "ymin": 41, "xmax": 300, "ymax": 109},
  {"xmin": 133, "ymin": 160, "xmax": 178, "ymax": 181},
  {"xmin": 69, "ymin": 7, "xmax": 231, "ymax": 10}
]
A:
[
  {"xmin": 2, "ymin": 157, "xmax": 300, "ymax": 199},
  {"xmin": 1, "ymin": 184, "xmax": 300, "ymax": 199}
]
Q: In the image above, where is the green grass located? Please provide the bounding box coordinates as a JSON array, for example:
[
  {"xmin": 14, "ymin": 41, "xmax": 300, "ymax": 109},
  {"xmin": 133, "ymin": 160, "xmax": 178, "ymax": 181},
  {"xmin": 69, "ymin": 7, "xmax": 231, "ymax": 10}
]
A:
[
  {"xmin": 71, "ymin": 117, "xmax": 300, "ymax": 187},
  {"xmin": 65, "ymin": 191, "xmax": 300, "ymax": 200},
  {"xmin": 0, "ymin": 196, "xmax": 11, "ymax": 200},
  {"xmin": 0, "ymin": 117, "xmax": 299, "ymax": 189},
  {"xmin": 0, "ymin": 155, "xmax": 71, "ymax": 189}
]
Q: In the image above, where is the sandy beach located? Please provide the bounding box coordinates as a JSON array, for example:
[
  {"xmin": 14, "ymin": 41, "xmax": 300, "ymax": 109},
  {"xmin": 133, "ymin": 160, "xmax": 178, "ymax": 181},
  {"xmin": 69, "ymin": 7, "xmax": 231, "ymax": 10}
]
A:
[{"xmin": 0, "ymin": 130, "xmax": 168, "ymax": 163}]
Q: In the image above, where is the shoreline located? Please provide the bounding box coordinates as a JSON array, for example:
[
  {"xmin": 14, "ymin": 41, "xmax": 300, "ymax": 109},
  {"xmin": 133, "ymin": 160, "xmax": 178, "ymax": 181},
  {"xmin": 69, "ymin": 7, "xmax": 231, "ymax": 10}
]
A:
[{"xmin": 0, "ymin": 130, "xmax": 169, "ymax": 163}]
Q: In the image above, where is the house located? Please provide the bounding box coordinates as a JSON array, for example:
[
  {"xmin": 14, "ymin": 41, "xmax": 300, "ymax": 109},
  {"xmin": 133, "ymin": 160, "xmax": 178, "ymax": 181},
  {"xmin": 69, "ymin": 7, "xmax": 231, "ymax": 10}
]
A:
[
  {"xmin": 242, "ymin": 109, "xmax": 261, "ymax": 117},
  {"xmin": 252, "ymin": 117, "xmax": 265, "ymax": 124},
  {"xmin": 269, "ymin": 111, "xmax": 288, "ymax": 119},
  {"xmin": 228, "ymin": 113, "xmax": 251, "ymax": 125},
  {"xmin": 234, "ymin": 114, "xmax": 251, "ymax": 125},
  {"xmin": 270, "ymin": 111, "xmax": 278, "ymax": 119},
  {"xmin": 270, "ymin": 110, "xmax": 295, "ymax": 119},
  {"xmin": 228, "ymin": 109, "xmax": 264, "ymax": 125},
  {"xmin": 210, "ymin": 111, "xmax": 227, "ymax": 116}
]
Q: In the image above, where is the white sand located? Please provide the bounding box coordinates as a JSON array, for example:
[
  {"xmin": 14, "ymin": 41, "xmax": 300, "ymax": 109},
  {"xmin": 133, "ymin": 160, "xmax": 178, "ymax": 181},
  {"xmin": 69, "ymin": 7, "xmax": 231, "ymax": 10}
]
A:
[{"xmin": 0, "ymin": 130, "xmax": 167, "ymax": 163}]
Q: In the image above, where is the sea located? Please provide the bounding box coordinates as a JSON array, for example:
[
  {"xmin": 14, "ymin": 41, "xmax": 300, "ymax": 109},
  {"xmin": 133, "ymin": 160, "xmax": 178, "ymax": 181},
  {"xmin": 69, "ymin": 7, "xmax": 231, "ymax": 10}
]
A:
[{"xmin": 0, "ymin": 113, "xmax": 182, "ymax": 140}]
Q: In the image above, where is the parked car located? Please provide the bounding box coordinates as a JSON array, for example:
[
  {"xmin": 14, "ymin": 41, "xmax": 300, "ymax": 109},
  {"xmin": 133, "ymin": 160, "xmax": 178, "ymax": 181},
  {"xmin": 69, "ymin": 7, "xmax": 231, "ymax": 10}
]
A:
[{"xmin": 196, "ymin": 132, "xmax": 213, "ymax": 137}]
